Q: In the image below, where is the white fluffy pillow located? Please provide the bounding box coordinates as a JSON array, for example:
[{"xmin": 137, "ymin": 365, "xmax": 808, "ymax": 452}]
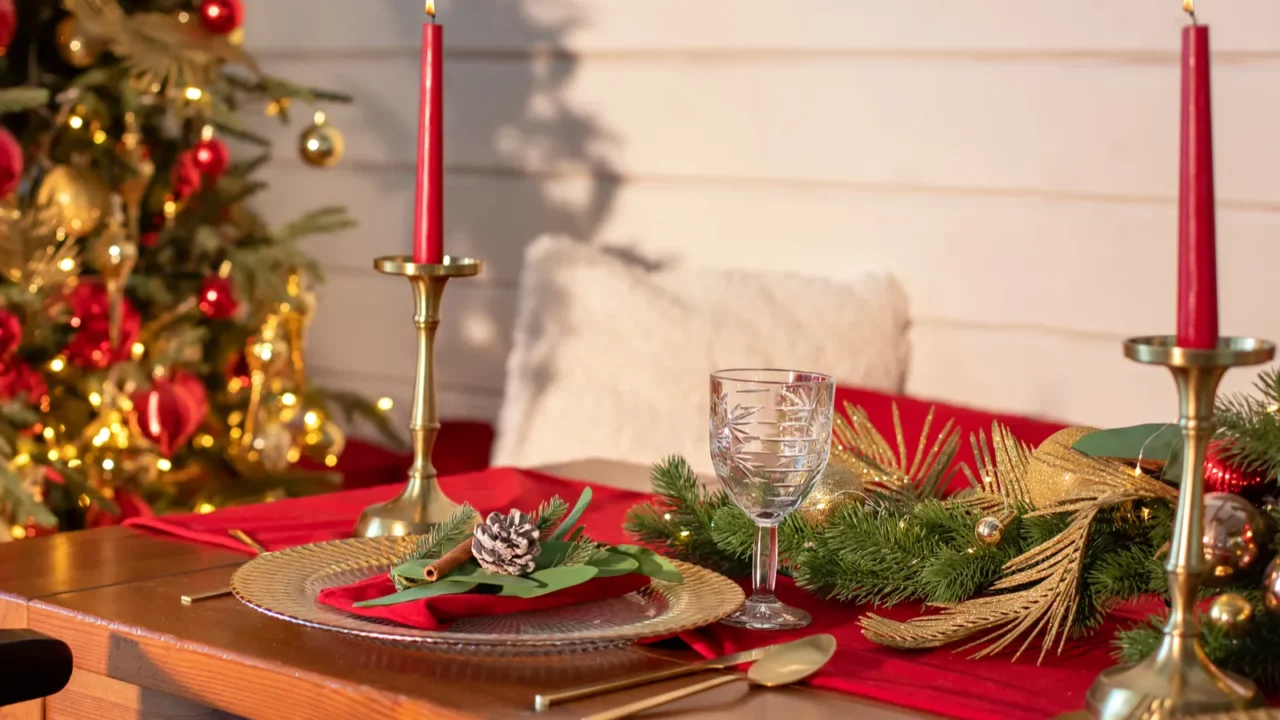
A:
[{"xmin": 492, "ymin": 237, "xmax": 910, "ymax": 475}]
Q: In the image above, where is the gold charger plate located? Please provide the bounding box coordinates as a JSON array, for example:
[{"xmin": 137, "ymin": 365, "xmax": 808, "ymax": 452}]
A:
[{"xmin": 231, "ymin": 537, "xmax": 744, "ymax": 653}]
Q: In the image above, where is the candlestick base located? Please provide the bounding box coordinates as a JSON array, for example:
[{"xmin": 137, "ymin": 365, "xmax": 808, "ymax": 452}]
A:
[
  {"xmin": 1087, "ymin": 336, "xmax": 1273, "ymax": 720},
  {"xmin": 353, "ymin": 255, "xmax": 482, "ymax": 539}
]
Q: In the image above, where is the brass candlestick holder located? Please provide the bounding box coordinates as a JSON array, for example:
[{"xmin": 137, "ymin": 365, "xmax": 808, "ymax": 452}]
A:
[
  {"xmin": 1088, "ymin": 335, "xmax": 1275, "ymax": 720},
  {"xmin": 354, "ymin": 255, "xmax": 482, "ymax": 538}
]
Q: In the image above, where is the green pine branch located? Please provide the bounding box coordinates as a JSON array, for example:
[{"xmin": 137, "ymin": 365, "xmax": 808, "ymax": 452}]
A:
[
  {"xmin": 1215, "ymin": 366, "xmax": 1280, "ymax": 484},
  {"xmin": 0, "ymin": 88, "xmax": 50, "ymax": 115}
]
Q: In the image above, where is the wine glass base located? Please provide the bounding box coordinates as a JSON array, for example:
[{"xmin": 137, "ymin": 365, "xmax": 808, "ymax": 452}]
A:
[{"xmin": 720, "ymin": 597, "xmax": 812, "ymax": 631}]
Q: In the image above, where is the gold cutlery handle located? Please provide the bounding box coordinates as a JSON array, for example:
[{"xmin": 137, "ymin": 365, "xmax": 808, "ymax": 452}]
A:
[
  {"xmin": 535, "ymin": 663, "xmax": 705, "ymax": 711},
  {"xmin": 583, "ymin": 674, "xmax": 742, "ymax": 720},
  {"xmin": 228, "ymin": 529, "xmax": 267, "ymax": 554}
]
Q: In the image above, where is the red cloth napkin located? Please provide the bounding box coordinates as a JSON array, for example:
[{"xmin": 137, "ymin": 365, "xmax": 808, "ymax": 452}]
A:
[
  {"xmin": 124, "ymin": 467, "xmax": 642, "ymax": 554},
  {"xmin": 318, "ymin": 572, "xmax": 651, "ymax": 630}
]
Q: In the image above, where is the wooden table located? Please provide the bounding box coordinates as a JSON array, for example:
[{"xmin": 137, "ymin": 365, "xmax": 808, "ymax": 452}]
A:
[{"xmin": 0, "ymin": 460, "xmax": 935, "ymax": 720}]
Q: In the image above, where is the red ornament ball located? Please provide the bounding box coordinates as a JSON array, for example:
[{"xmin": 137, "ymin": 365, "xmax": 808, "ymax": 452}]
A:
[
  {"xmin": 0, "ymin": 126, "xmax": 23, "ymax": 197},
  {"xmin": 198, "ymin": 275, "xmax": 239, "ymax": 320},
  {"xmin": 192, "ymin": 137, "xmax": 229, "ymax": 178},
  {"xmin": 129, "ymin": 372, "xmax": 209, "ymax": 457},
  {"xmin": 0, "ymin": 0, "xmax": 15, "ymax": 53},
  {"xmin": 1205, "ymin": 441, "xmax": 1269, "ymax": 497},
  {"xmin": 0, "ymin": 307, "xmax": 20, "ymax": 359},
  {"xmin": 0, "ymin": 361, "xmax": 47, "ymax": 405},
  {"xmin": 139, "ymin": 231, "xmax": 159, "ymax": 248},
  {"xmin": 198, "ymin": 0, "xmax": 243, "ymax": 35},
  {"xmin": 63, "ymin": 281, "xmax": 141, "ymax": 369},
  {"xmin": 170, "ymin": 150, "xmax": 203, "ymax": 200}
]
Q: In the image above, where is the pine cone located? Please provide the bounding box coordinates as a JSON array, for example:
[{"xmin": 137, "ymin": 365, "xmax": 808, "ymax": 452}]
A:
[{"xmin": 471, "ymin": 509, "xmax": 541, "ymax": 576}]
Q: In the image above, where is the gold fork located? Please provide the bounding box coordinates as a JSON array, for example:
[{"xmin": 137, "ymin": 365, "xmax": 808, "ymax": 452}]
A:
[{"xmin": 180, "ymin": 528, "xmax": 265, "ymax": 604}]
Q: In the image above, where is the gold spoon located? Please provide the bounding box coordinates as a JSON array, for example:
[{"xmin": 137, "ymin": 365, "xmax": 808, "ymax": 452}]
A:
[{"xmin": 583, "ymin": 633, "xmax": 836, "ymax": 720}]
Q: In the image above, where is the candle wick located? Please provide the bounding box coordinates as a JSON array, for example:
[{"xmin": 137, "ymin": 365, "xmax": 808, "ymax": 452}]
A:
[{"xmin": 1187, "ymin": 9, "xmax": 1197, "ymax": 25}]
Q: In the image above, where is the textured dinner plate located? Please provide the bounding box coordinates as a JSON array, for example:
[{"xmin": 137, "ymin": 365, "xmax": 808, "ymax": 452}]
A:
[{"xmin": 230, "ymin": 536, "xmax": 744, "ymax": 653}]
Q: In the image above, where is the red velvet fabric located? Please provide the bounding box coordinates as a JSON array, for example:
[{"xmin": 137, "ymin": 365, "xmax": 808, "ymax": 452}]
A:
[
  {"xmin": 126, "ymin": 387, "xmax": 1086, "ymax": 719},
  {"xmin": 319, "ymin": 573, "xmax": 651, "ymax": 630}
]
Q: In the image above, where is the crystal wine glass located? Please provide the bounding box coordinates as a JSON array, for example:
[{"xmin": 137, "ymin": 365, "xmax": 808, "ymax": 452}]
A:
[{"xmin": 710, "ymin": 368, "xmax": 834, "ymax": 630}]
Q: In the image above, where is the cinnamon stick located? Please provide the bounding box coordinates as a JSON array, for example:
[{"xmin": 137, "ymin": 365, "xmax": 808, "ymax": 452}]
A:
[{"xmin": 424, "ymin": 540, "xmax": 474, "ymax": 582}]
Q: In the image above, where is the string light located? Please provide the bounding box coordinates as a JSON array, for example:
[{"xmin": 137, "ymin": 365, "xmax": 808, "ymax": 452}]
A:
[
  {"xmin": 156, "ymin": 458, "xmax": 172, "ymax": 472},
  {"xmin": 88, "ymin": 391, "xmax": 102, "ymax": 407},
  {"xmin": 67, "ymin": 458, "xmax": 81, "ymax": 469},
  {"xmin": 48, "ymin": 356, "xmax": 66, "ymax": 373},
  {"xmin": 57, "ymin": 257, "xmax": 75, "ymax": 272},
  {"xmin": 11, "ymin": 453, "xmax": 30, "ymax": 466},
  {"xmin": 376, "ymin": 397, "xmax": 394, "ymax": 411},
  {"xmin": 41, "ymin": 426, "xmax": 55, "ymax": 440},
  {"xmin": 47, "ymin": 449, "xmax": 60, "ymax": 462},
  {"xmin": 10, "ymin": 526, "xmax": 25, "ymax": 540},
  {"xmin": 92, "ymin": 129, "xmax": 108, "ymax": 144},
  {"xmin": 198, "ymin": 434, "xmax": 215, "ymax": 448},
  {"xmin": 131, "ymin": 342, "xmax": 146, "ymax": 359},
  {"xmin": 195, "ymin": 502, "xmax": 216, "ymax": 514},
  {"xmin": 101, "ymin": 458, "xmax": 115, "ymax": 471},
  {"xmin": 68, "ymin": 115, "xmax": 84, "ymax": 130},
  {"xmin": 281, "ymin": 393, "xmax": 298, "ymax": 407},
  {"xmin": 303, "ymin": 410, "xmax": 322, "ymax": 431},
  {"xmin": 184, "ymin": 86, "xmax": 204, "ymax": 101},
  {"xmin": 286, "ymin": 447, "xmax": 301, "ymax": 463},
  {"xmin": 324, "ymin": 454, "xmax": 339, "ymax": 468}
]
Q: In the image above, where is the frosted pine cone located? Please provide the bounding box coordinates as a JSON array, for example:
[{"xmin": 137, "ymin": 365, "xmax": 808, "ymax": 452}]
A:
[{"xmin": 471, "ymin": 509, "xmax": 541, "ymax": 576}]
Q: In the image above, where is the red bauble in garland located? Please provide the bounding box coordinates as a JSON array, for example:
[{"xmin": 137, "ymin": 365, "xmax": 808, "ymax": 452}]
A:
[
  {"xmin": 198, "ymin": 0, "xmax": 243, "ymax": 35},
  {"xmin": 198, "ymin": 275, "xmax": 238, "ymax": 320},
  {"xmin": 0, "ymin": 0, "xmax": 15, "ymax": 53},
  {"xmin": 0, "ymin": 307, "xmax": 20, "ymax": 358},
  {"xmin": 129, "ymin": 372, "xmax": 209, "ymax": 457},
  {"xmin": 1204, "ymin": 441, "xmax": 1270, "ymax": 497},
  {"xmin": 192, "ymin": 137, "xmax": 229, "ymax": 178},
  {"xmin": 0, "ymin": 126, "xmax": 23, "ymax": 197},
  {"xmin": 170, "ymin": 150, "xmax": 203, "ymax": 200}
]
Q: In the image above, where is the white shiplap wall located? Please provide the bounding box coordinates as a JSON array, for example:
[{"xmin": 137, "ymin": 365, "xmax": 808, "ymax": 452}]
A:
[{"xmin": 243, "ymin": 0, "xmax": 1280, "ymax": 434}]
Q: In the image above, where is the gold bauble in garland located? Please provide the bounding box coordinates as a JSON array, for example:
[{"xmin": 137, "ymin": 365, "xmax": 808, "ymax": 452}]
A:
[
  {"xmin": 1023, "ymin": 426, "xmax": 1099, "ymax": 509},
  {"xmin": 1203, "ymin": 492, "xmax": 1266, "ymax": 586},
  {"xmin": 36, "ymin": 165, "xmax": 111, "ymax": 237},
  {"xmin": 298, "ymin": 112, "xmax": 344, "ymax": 168},
  {"xmin": 254, "ymin": 421, "xmax": 294, "ymax": 474},
  {"xmin": 975, "ymin": 514, "xmax": 1007, "ymax": 546},
  {"xmin": 1207, "ymin": 592, "xmax": 1254, "ymax": 636},
  {"xmin": 55, "ymin": 16, "xmax": 103, "ymax": 68}
]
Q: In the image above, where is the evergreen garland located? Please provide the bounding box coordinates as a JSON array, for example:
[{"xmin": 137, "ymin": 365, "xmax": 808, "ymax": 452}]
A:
[{"xmin": 1216, "ymin": 366, "xmax": 1280, "ymax": 481}]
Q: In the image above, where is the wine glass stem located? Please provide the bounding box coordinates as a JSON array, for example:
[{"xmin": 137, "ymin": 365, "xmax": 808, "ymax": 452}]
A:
[{"xmin": 751, "ymin": 524, "xmax": 779, "ymax": 601}]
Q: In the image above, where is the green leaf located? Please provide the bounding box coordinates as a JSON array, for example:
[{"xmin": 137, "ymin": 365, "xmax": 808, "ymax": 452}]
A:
[
  {"xmin": 443, "ymin": 565, "xmax": 539, "ymax": 587},
  {"xmin": 500, "ymin": 566, "xmax": 598, "ymax": 598},
  {"xmin": 586, "ymin": 550, "xmax": 640, "ymax": 577},
  {"xmin": 353, "ymin": 580, "xmax": 477, "ymax": 607},
  {"xmin": 613, "ymin": 545, "xmax": 684, "ymax": 584},
  {"xmin": 1072, "ymin": 424, "xmax": 1181, "ymax": 465},
  {"xmin": 533, "ymin": 540, "xmax": 573, "ymax": 570},
  {"xmin": 549, "ymin": 487, "xmax": 592, "ymax": 541}
]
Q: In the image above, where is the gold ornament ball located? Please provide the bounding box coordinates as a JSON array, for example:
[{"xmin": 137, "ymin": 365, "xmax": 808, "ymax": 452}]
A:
[
  {"xmin": 298, "ymin": 117, "xmax": 344, "ymax": 168},
  {"xmin": 301, "ymin": 420, "xmax": 347, "ymax": 462},
  {"xmin": 975, "ymin": 515, "xmax": 1006, "ymax": 546},
  {"xmin": 1207, "ymin": 592, "xmax": 1254, "ymax": 637},
  {"xmin": 1202, "ymin": 492, "xmax": 1267, "ymax": 586},
  {"xmin": 56, "ymin": 16, "xmax": 103, "ymax": 68},
  {"xmin": 1023, "ymin": 426, "xmax": 1099, "ymax": 510},
  {"xmin": 36, "ymin": 165, "xmax": 111, "ymax": 237}
]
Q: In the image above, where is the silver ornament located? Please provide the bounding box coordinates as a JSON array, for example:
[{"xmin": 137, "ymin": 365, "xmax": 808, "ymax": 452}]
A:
[
  {"xmin": 1202, "ymin": 492, "xmax": 1267, "ymax": 586},
  {"xmin": 1263, "ymin": 556, "xmax": 1280, "ymax": 615}
]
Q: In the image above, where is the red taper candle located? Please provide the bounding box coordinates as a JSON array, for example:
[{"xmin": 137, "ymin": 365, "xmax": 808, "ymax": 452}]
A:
[
  {"xmin": 1176, "ymin": 2, "xmax": 1218, "ymax": 349},
  {"xmin": 412, "ymin": 2, "xmax": 444, "ymax": 265}
]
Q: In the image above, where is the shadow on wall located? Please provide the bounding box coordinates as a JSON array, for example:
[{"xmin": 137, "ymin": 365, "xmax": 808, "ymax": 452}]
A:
[{"xmin": 451, "ymin": 0, "xmax": 621, "ymax": 252}]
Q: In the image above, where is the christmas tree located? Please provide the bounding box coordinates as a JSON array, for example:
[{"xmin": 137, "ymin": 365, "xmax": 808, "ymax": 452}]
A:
[{"xmin": 0, "ymin": 0, "xmax": 396, "ymax": 536}]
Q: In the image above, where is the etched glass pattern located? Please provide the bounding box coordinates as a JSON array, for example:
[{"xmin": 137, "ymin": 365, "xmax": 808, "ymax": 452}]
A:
[{"xmin": 710, "ymin": 369, "xmax": 834, "ymax": 630}]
